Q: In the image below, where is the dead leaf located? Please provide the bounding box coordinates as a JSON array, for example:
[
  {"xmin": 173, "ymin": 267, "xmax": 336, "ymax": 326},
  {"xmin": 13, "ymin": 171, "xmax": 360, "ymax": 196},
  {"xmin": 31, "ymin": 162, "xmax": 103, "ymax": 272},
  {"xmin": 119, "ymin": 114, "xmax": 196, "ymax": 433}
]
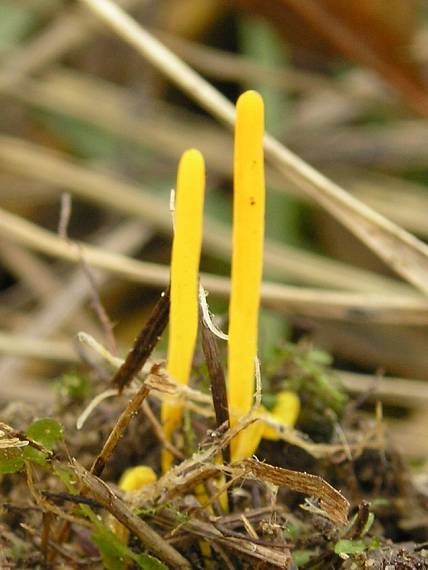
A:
[{"xmin": 240, "ymin": 458, "xmax": 350, "ymax": 525}]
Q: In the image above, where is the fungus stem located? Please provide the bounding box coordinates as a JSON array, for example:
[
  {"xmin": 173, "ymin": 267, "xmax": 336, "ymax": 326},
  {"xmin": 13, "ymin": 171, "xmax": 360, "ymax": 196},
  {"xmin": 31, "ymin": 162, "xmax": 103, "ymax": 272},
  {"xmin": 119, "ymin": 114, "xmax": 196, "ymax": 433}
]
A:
[
  {"xmin": 161, "ymin": 149, "xmax": 205, "ymax": 472},
  {"xmin": 228, "ymin": 90, "xmax": 265, "ymax": 461}
]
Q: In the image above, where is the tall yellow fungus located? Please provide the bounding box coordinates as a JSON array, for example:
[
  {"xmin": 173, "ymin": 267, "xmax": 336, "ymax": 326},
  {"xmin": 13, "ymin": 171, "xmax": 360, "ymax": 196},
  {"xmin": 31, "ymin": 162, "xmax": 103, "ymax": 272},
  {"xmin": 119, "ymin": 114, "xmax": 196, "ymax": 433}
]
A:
[
  {"xmin": 228, "ymin": 90, "xmax": 265, "ymax": 461},
  {"xmin": 161, "ymin": 149, "xmax": 205, "ymax": 472}
]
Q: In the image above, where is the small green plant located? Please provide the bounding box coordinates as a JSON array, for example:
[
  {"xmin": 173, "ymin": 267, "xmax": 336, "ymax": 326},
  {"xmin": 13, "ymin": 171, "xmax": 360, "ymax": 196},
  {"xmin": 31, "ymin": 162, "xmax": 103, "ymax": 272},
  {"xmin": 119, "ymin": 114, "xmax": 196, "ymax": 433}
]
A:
[
  {"xmin": 266, "ymin": 341, "xmax": 348, "ymax": 438},
  {"xmin": 55, "ymin": 371, "xmax": 93, "ymax": 404}
]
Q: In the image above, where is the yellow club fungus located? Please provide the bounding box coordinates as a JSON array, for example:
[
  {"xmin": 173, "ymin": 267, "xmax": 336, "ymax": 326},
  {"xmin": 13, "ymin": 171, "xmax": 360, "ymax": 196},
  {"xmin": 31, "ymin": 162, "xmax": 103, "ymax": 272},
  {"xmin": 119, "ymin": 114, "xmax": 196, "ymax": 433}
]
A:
[
  {"xmin": 161, "ymin": 148, "xmax": 205, "ymax": 472},
  {"xmin": 119, "ymin": 465, "xmax": 157, "ymax": 491},
  {"xmin": 228, "ymin": 90, "xmax": 265, "ymax": 461}
]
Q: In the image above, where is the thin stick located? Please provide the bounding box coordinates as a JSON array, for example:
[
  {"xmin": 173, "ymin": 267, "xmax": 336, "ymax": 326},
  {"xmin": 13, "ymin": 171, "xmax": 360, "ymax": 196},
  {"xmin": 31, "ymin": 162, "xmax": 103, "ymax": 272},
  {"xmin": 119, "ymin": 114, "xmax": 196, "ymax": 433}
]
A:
[
  {"xmin": 58, "ymin": 192, "xmax": 72, "ymax": 240},
  {"xmin": 79, "ymin": 0, "xmax": 428, "ymax": 297}
]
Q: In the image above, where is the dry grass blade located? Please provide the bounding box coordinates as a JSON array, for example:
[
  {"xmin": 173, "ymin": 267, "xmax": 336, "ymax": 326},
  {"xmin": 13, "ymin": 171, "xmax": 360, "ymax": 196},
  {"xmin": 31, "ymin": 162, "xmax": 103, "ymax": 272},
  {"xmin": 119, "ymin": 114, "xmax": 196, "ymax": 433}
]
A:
[
  {"xmin": 4, "ymin": 208, "xmax": 428, "ymax": 326},
  {"xmin": 6, "ymin": 70, "xmax": 428, "ymax": 242},
  {"xmin": 240, "ymin": 458, "xmax": 350, "ymax": 525},
  {"xmin": 79, "ymin": 0, "xmax": 428, "ymax": 297},
  {"xmin": 155, "ymin": 28, "xmax": 323, "ymax": 92},
  {"xmin": 0, "ymin": 241, "xmax": 95, "ymax": 333}
]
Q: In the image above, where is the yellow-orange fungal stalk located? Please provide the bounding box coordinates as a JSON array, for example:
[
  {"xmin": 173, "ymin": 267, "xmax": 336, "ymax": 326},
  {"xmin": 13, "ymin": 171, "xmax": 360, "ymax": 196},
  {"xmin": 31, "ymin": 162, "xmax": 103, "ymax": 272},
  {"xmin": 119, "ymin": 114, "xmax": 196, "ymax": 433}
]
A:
[
  {"xmin": 228, "ymin": 90, "xmax": 265, "ymax": 461},
  {"xmin": 161, "ymin": 148, "xmax": 205, "ymax": 472}
]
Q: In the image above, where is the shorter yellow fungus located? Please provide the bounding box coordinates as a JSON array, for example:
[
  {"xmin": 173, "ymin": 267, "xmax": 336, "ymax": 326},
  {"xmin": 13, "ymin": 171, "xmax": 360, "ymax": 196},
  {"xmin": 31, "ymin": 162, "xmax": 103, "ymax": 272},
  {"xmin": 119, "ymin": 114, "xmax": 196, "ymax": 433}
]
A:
[
  {"xmin": 230, "ymin": 392, "xmax": 300, "ymax": 460},
  {"xmin": 161, "ymin": 148, "xmax": 205, "ymax": 472},
  {"xmin": 118, "ymin": 465, "xmax": 157, "ymax": 491},
  {"xmin": 261, "ymin": 391, "xmax": 301, "ymax": 441}
]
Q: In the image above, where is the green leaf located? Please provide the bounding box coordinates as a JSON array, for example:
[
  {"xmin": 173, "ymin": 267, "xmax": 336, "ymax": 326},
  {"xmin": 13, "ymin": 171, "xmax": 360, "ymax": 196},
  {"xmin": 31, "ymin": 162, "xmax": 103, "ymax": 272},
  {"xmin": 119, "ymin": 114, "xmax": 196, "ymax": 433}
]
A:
[
  {"xmin": 361, "ymin": 512, "xmax": 375, "ymax": 537},
  {"xmin": 91, "ymin": 527, "xmax": 129, "ymax": 570},
  {"xmin": 84, "ymin": 505, "xmax": 167, "ymax": 570},
  {"xmin": 134, "ymin": 554, "xmax": 167, "ymax": 570},
  {"xmin": 55, "ymin": 372, "xmax": 92, "ymax": 402},
  {"xmin": 22, "ymin": 446, "xmax": 48, "ymax": 466},
  {"xmin": 0, "ymin": 447, "xmax": 25, "ymax": 474},
  {"xmin": 54, "ymin": 466, "xmax": 77, "ymax": 494},
  {"xmin": 26, "ymin": 418, "xmax": 63, "ymax": 450}
]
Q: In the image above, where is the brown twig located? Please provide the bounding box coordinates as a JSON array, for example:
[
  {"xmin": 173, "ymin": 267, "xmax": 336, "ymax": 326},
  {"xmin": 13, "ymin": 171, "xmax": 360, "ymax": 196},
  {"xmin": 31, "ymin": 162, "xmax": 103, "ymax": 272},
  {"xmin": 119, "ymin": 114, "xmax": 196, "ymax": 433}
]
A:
[
  {"xmin": 111, "ymin": 287, "xmax": 170, "ymax": 392},
  {"xmin": 74, "ymin": 462, "xmax": 191, "ymax": 569},
  {"xmin": 0, "ymin": 422, "xmax": 52, "ymax": 457}
]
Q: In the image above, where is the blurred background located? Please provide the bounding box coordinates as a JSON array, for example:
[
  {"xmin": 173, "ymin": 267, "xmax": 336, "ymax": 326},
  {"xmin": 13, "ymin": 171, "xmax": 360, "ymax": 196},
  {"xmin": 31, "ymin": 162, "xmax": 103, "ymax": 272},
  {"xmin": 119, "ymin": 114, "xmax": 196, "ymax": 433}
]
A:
[{"xmin": 1, "ymin": 0, "xmax": 428, "ymax": 456}]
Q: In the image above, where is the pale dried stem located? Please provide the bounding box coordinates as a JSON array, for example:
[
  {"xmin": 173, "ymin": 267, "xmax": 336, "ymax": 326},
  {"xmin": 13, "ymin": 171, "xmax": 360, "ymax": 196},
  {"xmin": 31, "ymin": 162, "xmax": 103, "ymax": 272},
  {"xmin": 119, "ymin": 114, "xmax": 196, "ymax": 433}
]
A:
[
  {"xmin": 0, "ymin": 332, "xmax": 76, "ymax": 363},
  {"xmin": 142, "ymin": 399, "xmax": 184, "ymax": 460}
]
